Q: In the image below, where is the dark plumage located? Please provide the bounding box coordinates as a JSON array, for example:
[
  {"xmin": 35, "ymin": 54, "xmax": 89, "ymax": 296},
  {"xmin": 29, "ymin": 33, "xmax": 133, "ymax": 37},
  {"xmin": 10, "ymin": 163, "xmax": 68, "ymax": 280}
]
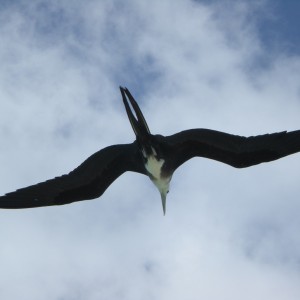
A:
[{"xmin": 1, "ymin": 87, "xmax": 300, "ymax": 213}]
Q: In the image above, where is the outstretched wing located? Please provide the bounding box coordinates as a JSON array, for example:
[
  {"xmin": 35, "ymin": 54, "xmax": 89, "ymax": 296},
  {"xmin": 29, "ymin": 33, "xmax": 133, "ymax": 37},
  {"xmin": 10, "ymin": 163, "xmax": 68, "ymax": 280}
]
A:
[
  {"xmin": 0, "ymin": 143, "xmax": 146, "ymax": 209},
  {"xmin": 165, "ymin": 129, "xmax": 300, "ymax": 170}
]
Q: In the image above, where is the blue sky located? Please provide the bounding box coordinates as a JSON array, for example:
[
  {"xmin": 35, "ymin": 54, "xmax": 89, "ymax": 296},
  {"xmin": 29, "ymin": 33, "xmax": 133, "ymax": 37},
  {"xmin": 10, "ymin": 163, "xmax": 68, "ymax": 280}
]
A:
[
  {"xmin": 257, "ymin": 0, "xmax": 300, "ymax": 54},
  {"xmin": 0, "ymin": 1, "xmax": 300, "ymax": 299},
  {"xmin": 201, "ymin": 0, "xmax": 300, "ymax": 55}
]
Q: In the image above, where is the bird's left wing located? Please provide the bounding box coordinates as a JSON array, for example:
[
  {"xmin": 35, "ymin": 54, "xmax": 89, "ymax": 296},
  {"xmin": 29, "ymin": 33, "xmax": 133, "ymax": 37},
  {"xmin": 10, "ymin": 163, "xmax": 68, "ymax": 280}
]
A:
[
  {"xmin": 165, "ymin": 129, "xmax": 300, "ymax": 170},
  {"xmin": 0, "ymin": 143, "xmax": 146, "ymax": 209}
]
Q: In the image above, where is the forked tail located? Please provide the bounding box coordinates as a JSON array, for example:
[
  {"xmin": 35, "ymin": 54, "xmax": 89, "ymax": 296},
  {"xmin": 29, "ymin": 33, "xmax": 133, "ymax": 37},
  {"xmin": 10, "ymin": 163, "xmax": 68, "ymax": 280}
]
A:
[{"xmin": 120, "ymin": 87, "xmax": 151, "ymax": 142}]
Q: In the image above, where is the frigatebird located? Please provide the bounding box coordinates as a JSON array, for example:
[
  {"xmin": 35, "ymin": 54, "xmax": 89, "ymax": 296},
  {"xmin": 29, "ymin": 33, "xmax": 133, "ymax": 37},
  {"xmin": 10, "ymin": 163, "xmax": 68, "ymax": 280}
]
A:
[{"xmin": 1, "ymin": 87, "xmax": 300, "ymax": 214}]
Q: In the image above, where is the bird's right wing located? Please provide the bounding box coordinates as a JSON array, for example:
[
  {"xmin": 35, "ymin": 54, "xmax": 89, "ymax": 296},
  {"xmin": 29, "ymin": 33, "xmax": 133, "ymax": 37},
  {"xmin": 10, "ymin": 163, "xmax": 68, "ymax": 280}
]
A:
[
  {"xmin": 0, "ymin": 142, "xmax": 146, "ymax": 209},
  {"xmin": 165, "ymin": 129, "xmax": 300, "ymax": 170}
]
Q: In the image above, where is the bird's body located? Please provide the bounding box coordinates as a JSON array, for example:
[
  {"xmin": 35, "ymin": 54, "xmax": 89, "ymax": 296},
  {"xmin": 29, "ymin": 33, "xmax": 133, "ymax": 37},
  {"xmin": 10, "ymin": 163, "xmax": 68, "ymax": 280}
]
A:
[
  {"xmin": 145, "ymin": 152, "xmax": 165, "ymax": 180},
  {"xmin": 145, "ymin": 152, "xmax": 172, "ymax": 211},
  {"xmin": 1, "ymin": 87, "xmax": 300, "ymax": 214}
]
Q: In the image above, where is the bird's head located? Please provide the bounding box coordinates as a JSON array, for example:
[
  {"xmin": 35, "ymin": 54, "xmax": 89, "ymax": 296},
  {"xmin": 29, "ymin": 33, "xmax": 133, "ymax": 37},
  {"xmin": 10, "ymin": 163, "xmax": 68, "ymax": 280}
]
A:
[{"xmin": 152, "ymin": 176, "xmax": 171, "ymax": 215}]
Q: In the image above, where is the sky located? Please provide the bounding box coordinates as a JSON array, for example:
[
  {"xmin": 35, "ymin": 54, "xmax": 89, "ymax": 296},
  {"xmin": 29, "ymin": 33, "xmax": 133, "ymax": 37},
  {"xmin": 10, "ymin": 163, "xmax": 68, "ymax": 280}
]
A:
[{"xmin": 0, "ymin": 0, "xmax": 300, "ymax": 299}]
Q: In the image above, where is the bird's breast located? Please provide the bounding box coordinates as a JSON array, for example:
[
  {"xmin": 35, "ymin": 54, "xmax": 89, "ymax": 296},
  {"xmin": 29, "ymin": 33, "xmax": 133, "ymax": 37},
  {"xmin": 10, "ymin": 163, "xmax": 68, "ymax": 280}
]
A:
[{"xmin": 144, "ymin": 155, "xmax": 165, "ymax": 180}]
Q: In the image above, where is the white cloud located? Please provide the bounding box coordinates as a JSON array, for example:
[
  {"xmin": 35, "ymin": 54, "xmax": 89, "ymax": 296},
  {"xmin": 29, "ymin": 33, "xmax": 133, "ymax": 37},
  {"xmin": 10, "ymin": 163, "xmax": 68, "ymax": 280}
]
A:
[{"xmin": 0, "ymin": 0, "xmax": 300, "ymax": 299}]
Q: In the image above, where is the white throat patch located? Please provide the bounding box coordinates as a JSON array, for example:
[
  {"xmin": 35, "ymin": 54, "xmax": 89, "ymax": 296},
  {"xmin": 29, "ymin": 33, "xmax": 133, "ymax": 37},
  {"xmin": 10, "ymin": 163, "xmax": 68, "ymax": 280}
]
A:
[
  {"xmin": 145, "ymin": 155, "xmax": 165, "ymax": 180},
  {"xmin": 145, "ymin": 155, "xmax": 171, "ymax": 197}
]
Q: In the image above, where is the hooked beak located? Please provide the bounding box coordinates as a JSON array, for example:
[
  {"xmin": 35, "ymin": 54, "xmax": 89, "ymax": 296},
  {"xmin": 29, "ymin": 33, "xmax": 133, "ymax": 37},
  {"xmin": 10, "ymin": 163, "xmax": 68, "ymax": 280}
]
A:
[
  {"xmin": 119, "ymin": 86, "xmax": 150, "ymax": 138},
  {"xmin": 161, "ymin": 193, "xmax": 167, "ymax": 215}
]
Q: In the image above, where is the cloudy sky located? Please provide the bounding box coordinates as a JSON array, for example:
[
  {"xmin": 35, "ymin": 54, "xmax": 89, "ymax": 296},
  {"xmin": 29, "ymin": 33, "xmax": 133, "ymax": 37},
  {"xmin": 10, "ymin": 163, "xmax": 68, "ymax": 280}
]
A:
[{"xmin": 0, "ymin": 0, "xmax": 300, "ymax": 299}]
